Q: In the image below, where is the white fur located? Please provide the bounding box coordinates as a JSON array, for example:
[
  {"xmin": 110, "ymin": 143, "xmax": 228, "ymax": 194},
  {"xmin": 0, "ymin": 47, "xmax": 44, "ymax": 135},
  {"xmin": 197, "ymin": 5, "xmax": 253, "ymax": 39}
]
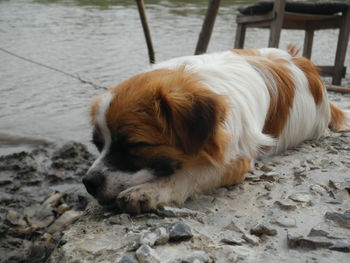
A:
[
  {"xmin": 153, "ymin": 48, "xmax": 330, "ymax": 160},
  {"xmin": 88, "ymin": 92, "xmax": 113, "ymax": 173}
]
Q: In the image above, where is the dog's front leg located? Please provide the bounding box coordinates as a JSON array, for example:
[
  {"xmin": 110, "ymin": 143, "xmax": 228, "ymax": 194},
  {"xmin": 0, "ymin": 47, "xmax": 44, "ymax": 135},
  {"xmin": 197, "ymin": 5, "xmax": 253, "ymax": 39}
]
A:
[{"xmin": 117, "ymin": 158, "xmax": 251, "ymax": 213}]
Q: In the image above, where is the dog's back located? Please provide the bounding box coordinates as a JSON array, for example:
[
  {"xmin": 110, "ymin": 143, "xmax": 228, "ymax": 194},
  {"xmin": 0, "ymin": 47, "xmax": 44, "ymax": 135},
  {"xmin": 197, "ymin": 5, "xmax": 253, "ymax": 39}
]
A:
[{"xmin": 153, "ymin": 48, "xmax": 349, "ymax": 157}]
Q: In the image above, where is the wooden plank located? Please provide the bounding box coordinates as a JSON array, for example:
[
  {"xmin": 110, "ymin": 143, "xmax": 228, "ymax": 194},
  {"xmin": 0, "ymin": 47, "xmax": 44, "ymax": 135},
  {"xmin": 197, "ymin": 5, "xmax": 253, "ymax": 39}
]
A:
[
  {"xmin": 195, "ymin": 0, "xmax": 221, "ymax": 55},
  {"xmin": 283, "ymin": 12, "xmax": 337, "ymax": 21},
  {"xmin": 318, "ymin": 66, "xmax": 346, "ymax": 77},
  {"xmin": 268, "ymin": 0, "xmax": 286, "ymax": 47},
  {"xmin": 236, "ymin": 13, "xmax": 274, "ymax": 24},
  {"xmin": 136, "ymin": 0, "xmax": 155, "ymax": 64},
  {"xmin": 326, "ymin": 85, "xmax": 350, "ymax": 94},
  {"xmin": 283, "ymin": 17, "xmax": 342, "ymax": 30}
]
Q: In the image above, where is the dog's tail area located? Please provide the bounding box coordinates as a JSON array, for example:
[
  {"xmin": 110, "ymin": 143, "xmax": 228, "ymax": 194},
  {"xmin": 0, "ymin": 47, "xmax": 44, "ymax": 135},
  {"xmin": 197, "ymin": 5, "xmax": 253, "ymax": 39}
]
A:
[{"xmin": 329, "ymin": 103, "xmax": 350, "ymax": 131}]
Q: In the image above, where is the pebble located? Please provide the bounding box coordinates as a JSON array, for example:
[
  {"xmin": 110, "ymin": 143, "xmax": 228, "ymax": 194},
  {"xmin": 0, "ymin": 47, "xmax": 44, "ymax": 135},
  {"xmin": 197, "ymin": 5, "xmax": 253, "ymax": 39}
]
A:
[
  {"xmin": 310, "ymin": 185, "xmax": 327, "ymax": 195},
  {"xmin": 287, "ymin": 233, "xmax": 334, "ymax": 249},
  {"xmin": 42, "ymin": 192, "xmax": 64, "ymax": 208},
  {"xmin": 47, "ymin": 210, "xmax": 83, "ymax": 234},
  {"xmin": 140, "ymin": 227, "xmax": 169, "ymax": 247},
  {"xmin": 24, "ymin": 204, "xmax": 55, "ymax": 229},
  {"xmin": 108, "ymin": 213, "xmax": 131, "ymax": 225},
  {"xmin": 250, "ymin": 224, "xmax": 277, "ymax": 236},
  {"xmin": 180, "ymin": 250, "xmax": 211, "ymax": 263},
  {"xmin": 135, "ymin": 245, "xmax": 160, "ymax": 263},
  {"xmin": 221, "ymin": 236, "xmax": 243, "ymax": 246},
  {"xmin": 271, "ymin": 217, "xmax": 296, "ymax": 227},
  {"xmin": 57, "ymin": 204, "xmax": 69, "ymax": 215},
  {"xmin": 288, "ymin": 192, "xmax": 313, "ymax": 203},
  {"xmin": 242, "ymin": 233, "xmax": 259, "ymax": 246},
  {"xmin": 167, "ymin": 222, "xmax": 193, "ymax": 242},
  {"xmin": 6, "ymin": 209, "xmax": 27, "ymax": 227},
  {"xmin": 273, "ymin": 200, "xmax": 297, "ymax": 211},
  {"xmin": 118, "ymin": 255, "xmax": 138, "ymax": 263},
  {"xmin": 325, "ymin": 211, "xmax": 350, "ymax": 229},
  {"xmin": 329, "ymin": 240, "xmax": 350, "ymax": 252},
  {"xmin": 154, "ymin": 227, "xmax": 169, "ymax": 245},
  {"xmin": 260, "ymin": 172, "xmax": 279, "ymax": 182},
  {"xmin": 156, "ymin": 206, "xmax": 200, "ymax": 218}
]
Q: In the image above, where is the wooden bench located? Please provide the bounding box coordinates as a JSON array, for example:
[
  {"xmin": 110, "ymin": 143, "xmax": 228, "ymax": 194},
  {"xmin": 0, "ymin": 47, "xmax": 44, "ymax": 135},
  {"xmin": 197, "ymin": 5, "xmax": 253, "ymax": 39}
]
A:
[{"xmin": 234, "ymin": 0, "xmax": 350, "ymax": 85}]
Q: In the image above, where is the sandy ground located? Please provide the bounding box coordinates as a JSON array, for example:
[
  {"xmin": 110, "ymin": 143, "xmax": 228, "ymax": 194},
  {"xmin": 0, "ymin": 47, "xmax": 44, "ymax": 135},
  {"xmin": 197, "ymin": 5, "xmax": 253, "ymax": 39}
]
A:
[{"xmin": 1, "ymin": 85, "xmax": 350, "ymax": 262}]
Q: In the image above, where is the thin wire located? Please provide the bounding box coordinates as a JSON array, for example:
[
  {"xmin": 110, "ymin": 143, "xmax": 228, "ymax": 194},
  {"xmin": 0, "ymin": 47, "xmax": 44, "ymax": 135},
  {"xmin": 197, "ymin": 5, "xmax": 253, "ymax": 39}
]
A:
[{"xmin": 0, "ymin": 47, "xmax": 106, "ymax": 90}]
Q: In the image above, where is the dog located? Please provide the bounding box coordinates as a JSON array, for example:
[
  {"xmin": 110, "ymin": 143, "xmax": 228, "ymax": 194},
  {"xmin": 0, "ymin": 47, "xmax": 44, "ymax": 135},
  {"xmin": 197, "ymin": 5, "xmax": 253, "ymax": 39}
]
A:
[{"xmin": 82, "ymin": 47, "xmax": 349, "ymax": 213}]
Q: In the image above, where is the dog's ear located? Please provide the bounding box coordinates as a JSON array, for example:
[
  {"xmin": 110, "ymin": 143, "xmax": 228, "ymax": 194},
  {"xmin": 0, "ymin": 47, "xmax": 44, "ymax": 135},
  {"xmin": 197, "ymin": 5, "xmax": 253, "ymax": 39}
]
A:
[{"xmin": 155, "ymin": 86, "xmax": 228, "ymax": 160}]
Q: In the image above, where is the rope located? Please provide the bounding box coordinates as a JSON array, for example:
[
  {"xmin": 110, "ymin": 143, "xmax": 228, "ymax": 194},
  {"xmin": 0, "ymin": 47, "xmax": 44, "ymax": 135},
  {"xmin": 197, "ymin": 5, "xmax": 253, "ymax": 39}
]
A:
[{"xmin": 0, "ymin": 47, "xmax": 106, "ymax": 90}]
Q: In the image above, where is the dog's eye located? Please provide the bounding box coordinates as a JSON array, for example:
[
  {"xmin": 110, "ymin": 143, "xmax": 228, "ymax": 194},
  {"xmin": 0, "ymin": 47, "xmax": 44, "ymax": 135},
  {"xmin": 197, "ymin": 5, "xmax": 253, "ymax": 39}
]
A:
[
  {"xmin": 92, "ymin": 132, "xmax": 104, "ymax": 152},
  {"xmin": 128, "ymin": 141, "xmax": 153, "ymax": 149}
]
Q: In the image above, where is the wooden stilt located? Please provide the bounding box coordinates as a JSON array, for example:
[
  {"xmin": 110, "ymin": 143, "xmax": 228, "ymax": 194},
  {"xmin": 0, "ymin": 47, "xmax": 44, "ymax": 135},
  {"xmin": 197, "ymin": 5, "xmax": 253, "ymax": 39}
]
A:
[{"xmin": 136, "ymin": 0, "xmax": 155, "ymax": 64}]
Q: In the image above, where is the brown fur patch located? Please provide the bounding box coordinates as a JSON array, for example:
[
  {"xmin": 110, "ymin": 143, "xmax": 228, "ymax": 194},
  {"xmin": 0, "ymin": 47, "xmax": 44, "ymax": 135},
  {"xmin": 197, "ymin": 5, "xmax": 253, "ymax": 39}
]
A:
[
  {"xmin": 220, "ymin": 157, "xmax": 251, "ymax": 187},
  {"xmin": 241, "ymin": 54, "xmax": 296, "ymax": 138},
  {"xmin": 104, "ymin": 68, "xmax": 230, "ymax": 166},
  {"xmin": 292, "ymin": 56, "xmax": 324, "ymax": 105},
  {"xmin": 329, "ymin": 103, "xmax": 350, "ymax": 131}
]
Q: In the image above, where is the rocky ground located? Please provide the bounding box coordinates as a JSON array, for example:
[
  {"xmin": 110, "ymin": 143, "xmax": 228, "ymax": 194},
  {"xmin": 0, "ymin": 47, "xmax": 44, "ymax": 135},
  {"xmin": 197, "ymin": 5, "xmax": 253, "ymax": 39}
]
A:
[{"xmin": 1, "ymin": 91, "xmax": 350, "ymax": 263}]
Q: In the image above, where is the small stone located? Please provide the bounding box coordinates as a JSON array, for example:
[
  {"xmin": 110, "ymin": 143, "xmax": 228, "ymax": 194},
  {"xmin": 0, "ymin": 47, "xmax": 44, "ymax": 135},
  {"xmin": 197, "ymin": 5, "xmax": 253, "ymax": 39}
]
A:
[
  {"xmin": 260, "ymin": 165, "xmax": 273, "ymax": 172},
  {"xmin": 6, "ymin": 209, "xmax": 27, "ymax": 227},
  {"xmin": 108, "ymin": 213, "xmax": 131, "ymax": 225},
  {"xmin": 287, "ymin": 233, "xmax": 334, "ymax": 249},
  {"xmin": 271, "ymin": 217, "xmax": 296, "ymax": 227},
  {"xmin": 47, "ymin": 210, "xmax": 83, "ymax": 234},
  {"xmin": 264, "ymin": 183, "xmax": 274, "ymax": 191},
  {"xmin": 221, "ymin": 236, "xmax": 243, "ymax": 246},
  {"xmin": 154, "ymin": 227, "xmax": 169, "ymax": 245},
  {"xmin": 39, "ymin": 233, "xmax": 53, "ymax": 244},
  {"xmin": 180, "ymin": 250, "xmax": 211, "ymax": 263},
  {"xmin": 135, "ymin": 245, "xmax": 160, "ymax": 263},
  {"xmin": 274, "ymin": 200, "xmax": 297, "ymax": 211},
  {"xmin": 310, "ymin": 185, "xmax": 327, "ymax": 195},
  {"xmin": 325, "ymin": 211, "xmax": 350, "ymax": 229},
  {"xmin": 260, "ymin": 172, "xmax": 279, "ymax": 182},
  {"xmin": 167, "ymin": 221, "xmax": 193, "ymax": 242},
  {"xmin": 329, "ymin": 240, "xmax": 350, "ymax": 252},
  {"xmin": 24, "ymin": 204, "xmax": 55, "ymax": 229},
  {"xmin": 222, "ymin": 220, "xmax": 244, "ymax": 233},
  {"xmin": 42, "ymin": 192, "xmax": 65, "ymax": 208},
  {"xmin": 156, "ymin": 206, "xmax": 200, "ymax": 217},
  {"xmin": 140, "ymin": 231, "xmax": 158, "ymax": 247},
  {"xmin": 288, "ymin": 192, "xmax": 312, "ymax": 203},
  {"xmin": 250, "ymin": 224, "xmax": 277, "ymax": 236},
  {"xmin": 242, "ymin": 233, "xmax": 259, "ymax": 246},
  {"xmin": 57, "ymin": 203, "xmax": 69, "ymax": 214},
  {"xmin": 118, "ymin": 255, "xmax": 138, "ymax": 263}
]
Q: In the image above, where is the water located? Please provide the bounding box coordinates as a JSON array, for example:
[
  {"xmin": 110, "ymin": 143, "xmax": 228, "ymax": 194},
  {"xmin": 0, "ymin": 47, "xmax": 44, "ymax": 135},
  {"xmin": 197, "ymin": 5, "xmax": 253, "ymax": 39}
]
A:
[{"xmin": 1, "ymin": 0, "xmax": 349, "ymax": 154}]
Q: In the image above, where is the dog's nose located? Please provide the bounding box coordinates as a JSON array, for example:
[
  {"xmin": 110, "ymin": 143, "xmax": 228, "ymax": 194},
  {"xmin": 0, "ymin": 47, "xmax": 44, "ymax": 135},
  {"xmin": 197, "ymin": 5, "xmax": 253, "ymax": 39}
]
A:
[{"xmin": 82, "ymin": 171, "xmax": 105, "ymax": 196}]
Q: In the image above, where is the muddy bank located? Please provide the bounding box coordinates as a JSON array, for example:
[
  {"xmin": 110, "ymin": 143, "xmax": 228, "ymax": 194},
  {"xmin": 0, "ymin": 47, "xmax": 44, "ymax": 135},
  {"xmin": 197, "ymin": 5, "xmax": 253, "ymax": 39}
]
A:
[{"xmin": 0, "ymin": 142, "xmax": 95, "ymax": 263}]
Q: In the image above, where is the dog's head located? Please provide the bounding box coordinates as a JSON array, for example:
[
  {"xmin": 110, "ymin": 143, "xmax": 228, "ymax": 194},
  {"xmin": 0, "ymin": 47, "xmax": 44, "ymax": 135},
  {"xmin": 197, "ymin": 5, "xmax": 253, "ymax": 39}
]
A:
[{"xmin": 82, "ymin": 68, "xmax": 229, "ymax": 207}]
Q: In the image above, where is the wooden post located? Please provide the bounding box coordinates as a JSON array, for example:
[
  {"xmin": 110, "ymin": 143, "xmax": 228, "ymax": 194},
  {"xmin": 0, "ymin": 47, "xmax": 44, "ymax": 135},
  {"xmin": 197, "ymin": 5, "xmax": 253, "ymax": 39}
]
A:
[
  {"xmin": 195, "ymin": 0, "xmax": 221, "ymax": 55},
  {"xmin": 302, "ymin": 30, "xmax": 314, "ymax": 59},
  {"xmin": 136, "ymin": 0, "xmax": 155, "ymax": 64},
  {"xmin": 268, "ymin": 0, "xmax": 286, "ymax": 48},
  {"xmin": 332, "ymin": 1, "xmax": 350, "ymax": 85},
  {"xmin": 234, "ymin": 23, "xmax": 246, "ymax": 49}
]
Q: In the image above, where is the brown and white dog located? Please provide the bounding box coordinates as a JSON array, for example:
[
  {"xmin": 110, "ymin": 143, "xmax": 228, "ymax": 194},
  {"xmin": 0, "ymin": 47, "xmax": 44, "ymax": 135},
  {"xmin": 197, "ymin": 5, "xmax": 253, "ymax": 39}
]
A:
[{"xmin": 83, "ymin": 47, "xmax": 349, "ymax": 213}]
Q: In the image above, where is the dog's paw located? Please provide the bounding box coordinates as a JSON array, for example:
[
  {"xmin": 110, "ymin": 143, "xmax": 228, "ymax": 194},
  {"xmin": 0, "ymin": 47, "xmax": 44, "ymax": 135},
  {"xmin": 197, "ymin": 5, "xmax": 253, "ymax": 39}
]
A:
[{"xmin": 117, "ymin": 185, "xmax": 161, "ymax": 214}]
